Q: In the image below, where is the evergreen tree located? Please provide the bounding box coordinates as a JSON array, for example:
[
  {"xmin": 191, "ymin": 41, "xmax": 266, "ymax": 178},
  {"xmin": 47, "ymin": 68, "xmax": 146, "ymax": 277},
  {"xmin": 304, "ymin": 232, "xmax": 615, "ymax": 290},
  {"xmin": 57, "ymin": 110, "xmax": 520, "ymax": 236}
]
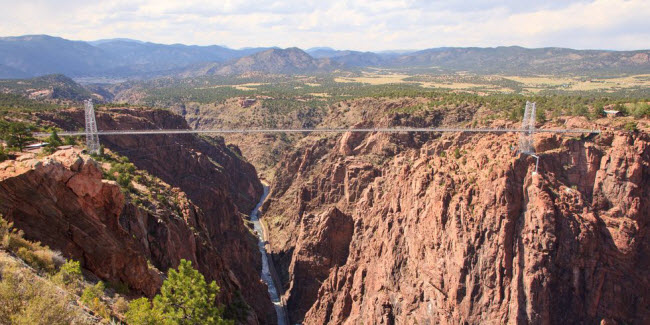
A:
[
  {"xmin": 44, "ymin": 130, "xmax": 64, "ymax": 153},
  {"xmin": 126, "ymin": 259, "xmax": 232, "ymax": 325},
  {"xmin": 1, "ymin": 122, "xmax": 35, "ymax": 151},
  {"xmin": 47, "ymin": 130, "xmax": 63, "ymax": 147}
]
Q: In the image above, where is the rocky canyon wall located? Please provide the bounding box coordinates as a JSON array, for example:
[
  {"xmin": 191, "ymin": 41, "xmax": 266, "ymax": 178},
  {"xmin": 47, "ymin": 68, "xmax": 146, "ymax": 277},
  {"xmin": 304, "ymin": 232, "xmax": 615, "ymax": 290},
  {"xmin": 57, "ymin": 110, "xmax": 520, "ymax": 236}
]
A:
[
  {"xmin": 262, "ymin": 101, "xmax": 649, "ymax": 324},
  {"xmin": 1, "ymin": 108, "xmax": 275, "ymax": 324}
]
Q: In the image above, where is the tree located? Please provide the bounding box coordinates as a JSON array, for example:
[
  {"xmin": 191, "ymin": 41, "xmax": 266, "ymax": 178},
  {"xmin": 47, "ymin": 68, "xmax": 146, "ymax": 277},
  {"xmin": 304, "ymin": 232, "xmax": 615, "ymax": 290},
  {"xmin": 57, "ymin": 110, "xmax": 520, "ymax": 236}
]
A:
[
  {"xmin": 44, "ymin": 130, "xmax": 63, "ymax": 154},
  {"xmin": 590, "ymin": 103, "xmax": 605, "ymax": 119},
  {"xmin": 47, "ymin": 130, "xmax": 63, "ymax": 147},
  {"xmin": 1, "ymin": 122, "xmax": 35, "ymax": 151},
  {"xmin": 126, "ymin": 259, "xmax": 232, "ymax": 325}
]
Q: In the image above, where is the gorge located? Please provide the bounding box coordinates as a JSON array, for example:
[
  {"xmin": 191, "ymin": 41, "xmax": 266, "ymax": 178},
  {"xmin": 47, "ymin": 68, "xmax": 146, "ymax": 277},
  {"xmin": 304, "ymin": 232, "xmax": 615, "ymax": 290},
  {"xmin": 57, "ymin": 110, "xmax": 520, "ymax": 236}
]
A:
[{"xmin": 1, "ymin": 95, "xmax": 648, "ymax": 324}]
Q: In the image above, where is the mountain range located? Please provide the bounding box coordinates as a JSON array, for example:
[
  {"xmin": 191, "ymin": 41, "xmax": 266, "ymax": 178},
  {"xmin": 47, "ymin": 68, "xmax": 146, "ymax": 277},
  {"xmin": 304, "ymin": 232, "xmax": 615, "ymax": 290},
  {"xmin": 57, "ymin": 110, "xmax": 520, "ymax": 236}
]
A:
[{"xmin": 0, "ymin": 34, "xmax": 649, "ymax": 79}]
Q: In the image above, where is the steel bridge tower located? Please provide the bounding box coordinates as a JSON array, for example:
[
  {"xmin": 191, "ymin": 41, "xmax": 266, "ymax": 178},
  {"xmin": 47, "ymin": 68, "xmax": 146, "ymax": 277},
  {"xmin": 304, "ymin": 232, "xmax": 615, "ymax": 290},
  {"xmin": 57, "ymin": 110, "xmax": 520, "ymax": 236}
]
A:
[
  {"xmin": 84, "ymin": 99, "xmax": 100, "ymax": 155},
  {"xmin": 518, "ymin": 101, "xmax": 539, "ymax": 174}
]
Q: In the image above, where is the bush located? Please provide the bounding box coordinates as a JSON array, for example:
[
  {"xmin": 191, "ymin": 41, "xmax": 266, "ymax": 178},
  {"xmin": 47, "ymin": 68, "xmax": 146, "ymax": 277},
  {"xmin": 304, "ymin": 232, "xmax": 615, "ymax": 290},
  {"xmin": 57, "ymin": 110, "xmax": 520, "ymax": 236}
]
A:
[
  {"xmin": 81, "ymin": 281, "xmax": 113, "ymax": 320},
  {"xmin": 15, "ymin": 247, "xmax": 56, "ymax": 274},
  {"xmin": 623, "ymin": 122, "xmax": 638, "ymax": 132},
  {"xmin": 52, "ymin": 260, "xmax": 83, "ymax": 290},
  {"xmin": 114, "ymin": 296, "xmax": 129, "ymax": 315},
  {"xmin": 81, "ymin": 281, "xmax": 105, "ymax": 305},
  {"xmin": 453, "ymin": 147, "xmax": 462, "ymax": 159},
  {"xmin": 0, "ymin": 269, "xmax": 80, "ymax": 325},
  {"xmin": 64, "ymin": 136, "xmax": 77, "ymax": 146},
  {"xmin": 108, "ymin": 280, "xmax": 130, "ymax": 295},
  {"xmin": 0, "ymin": 219, "xmax": 57, "ymax": 274}
]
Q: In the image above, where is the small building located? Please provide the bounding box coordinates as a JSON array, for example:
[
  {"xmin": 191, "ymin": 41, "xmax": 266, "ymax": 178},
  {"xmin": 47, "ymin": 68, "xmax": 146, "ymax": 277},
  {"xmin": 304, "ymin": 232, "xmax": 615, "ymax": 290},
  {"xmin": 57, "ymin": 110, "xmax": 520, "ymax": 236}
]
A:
[
  {"xmin": 24, "ymin": 142, "xmax": 49, "ymax": 149},
  {"xmin": 603, "ymin": 110, "xmax": 622, "ymax": 118}
]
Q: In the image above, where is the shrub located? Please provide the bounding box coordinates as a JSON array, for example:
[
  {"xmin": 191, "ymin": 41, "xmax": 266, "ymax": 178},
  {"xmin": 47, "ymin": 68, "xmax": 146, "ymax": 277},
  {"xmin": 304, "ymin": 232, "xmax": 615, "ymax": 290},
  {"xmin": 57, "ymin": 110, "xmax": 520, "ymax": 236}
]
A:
[
  {"xmin": 114, "ymin": 296, "xmax": 129, "ymax": 315},
  {"xmin": 52, "ymin": 260, "xmax": 83, "ymax": 290},
  {"xmin": 0, "ymin": 219, "xmax": 57, "ymax": 274},
  {"xmin": 0, "ymin": 269, "xmax": 80, "ymax": 325},
  {"xmin": 15, "ymin": 247, "xmax": 56, "ymax": 274},
  {"xmin": 623, "ymin": 122, "xmax": 638, "ymax": 132},
  {"xmin": 89, "ymin": 297, "xmax": 111, "ymax": 320},
  {"xmin": 453, "ymin": 147, "xmax": 462, "ymax": 159},
  {"xmin": 81, "ymin": 281, "xmax": 105, "ymax": 306},
  {"xmin": 64, "ymin": 136, "xmax": 77, "ymax": 146},
  {"xmin": 630, "ymin": 102, "xmax": 650, "ymax": 118},
  {"xmin": 81, "ymin": 281, "xmax": 113, "ymax": 320}
]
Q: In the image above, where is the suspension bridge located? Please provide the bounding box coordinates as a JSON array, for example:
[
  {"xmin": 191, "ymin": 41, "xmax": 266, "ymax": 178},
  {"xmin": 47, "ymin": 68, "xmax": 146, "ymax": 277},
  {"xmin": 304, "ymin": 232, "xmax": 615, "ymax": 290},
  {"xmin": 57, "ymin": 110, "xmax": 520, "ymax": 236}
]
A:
[{"xmin": 38, "ymin": 100, "xmax": 600, "ymax": 172}]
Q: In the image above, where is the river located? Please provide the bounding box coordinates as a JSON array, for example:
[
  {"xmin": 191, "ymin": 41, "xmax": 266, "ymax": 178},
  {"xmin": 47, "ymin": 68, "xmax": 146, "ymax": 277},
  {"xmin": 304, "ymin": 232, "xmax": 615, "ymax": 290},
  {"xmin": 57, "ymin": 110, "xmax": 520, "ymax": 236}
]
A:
[{"xmin": 250, "ymin": 184, "xmax": 288, "ymax": 325}]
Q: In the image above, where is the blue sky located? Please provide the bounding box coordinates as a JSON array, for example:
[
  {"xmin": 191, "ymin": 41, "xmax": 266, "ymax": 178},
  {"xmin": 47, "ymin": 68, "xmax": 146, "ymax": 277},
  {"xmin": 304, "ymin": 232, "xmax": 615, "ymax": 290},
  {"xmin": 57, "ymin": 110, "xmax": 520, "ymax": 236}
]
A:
[{"xmin": 0, "ymin": 0, "xmax": 648, "ymax": 51}]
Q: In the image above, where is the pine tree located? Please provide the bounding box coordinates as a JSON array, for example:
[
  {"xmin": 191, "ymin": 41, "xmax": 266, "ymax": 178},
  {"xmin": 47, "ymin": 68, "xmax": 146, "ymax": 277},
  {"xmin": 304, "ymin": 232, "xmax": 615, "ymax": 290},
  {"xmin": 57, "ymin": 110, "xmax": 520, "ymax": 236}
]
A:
[{"xmin": 126, "ymin": 259, "xmax": 232, "ymax": 325}]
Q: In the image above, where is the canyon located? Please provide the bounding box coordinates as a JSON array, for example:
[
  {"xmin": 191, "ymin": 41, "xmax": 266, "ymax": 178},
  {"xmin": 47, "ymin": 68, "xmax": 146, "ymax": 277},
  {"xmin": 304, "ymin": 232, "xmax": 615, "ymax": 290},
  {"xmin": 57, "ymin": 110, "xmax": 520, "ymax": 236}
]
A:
[{"xmin": 0, "ymin": 97, "xmax": 649, "ymax": 324}]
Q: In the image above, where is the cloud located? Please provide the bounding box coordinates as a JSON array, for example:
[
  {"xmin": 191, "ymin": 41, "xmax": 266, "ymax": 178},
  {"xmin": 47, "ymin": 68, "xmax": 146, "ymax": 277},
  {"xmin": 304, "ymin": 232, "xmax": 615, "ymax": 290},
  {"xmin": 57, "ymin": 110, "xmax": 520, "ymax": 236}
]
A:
[{"xmin": 0, "ymin": 0, "xmax": 647, "ymax": 50}]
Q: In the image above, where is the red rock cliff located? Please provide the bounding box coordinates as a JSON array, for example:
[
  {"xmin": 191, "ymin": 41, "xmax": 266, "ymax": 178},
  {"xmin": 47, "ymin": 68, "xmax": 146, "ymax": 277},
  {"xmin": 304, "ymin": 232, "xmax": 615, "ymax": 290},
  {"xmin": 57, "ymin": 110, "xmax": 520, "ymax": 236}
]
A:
[
  {"xmin": 263, "ymin": 109, "xmax": 649, "ymax": 324},
  {"xmin": 2, "ymin": 107, "xmax": 276, "ymax": 324}
]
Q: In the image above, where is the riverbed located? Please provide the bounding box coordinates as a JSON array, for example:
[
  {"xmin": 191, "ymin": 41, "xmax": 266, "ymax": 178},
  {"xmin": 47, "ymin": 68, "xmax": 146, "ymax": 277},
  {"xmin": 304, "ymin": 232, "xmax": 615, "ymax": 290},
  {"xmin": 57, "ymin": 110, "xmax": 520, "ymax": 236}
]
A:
[{"xmin": 250, "ymin": 184, "xmax": 288, "ymax": 325}]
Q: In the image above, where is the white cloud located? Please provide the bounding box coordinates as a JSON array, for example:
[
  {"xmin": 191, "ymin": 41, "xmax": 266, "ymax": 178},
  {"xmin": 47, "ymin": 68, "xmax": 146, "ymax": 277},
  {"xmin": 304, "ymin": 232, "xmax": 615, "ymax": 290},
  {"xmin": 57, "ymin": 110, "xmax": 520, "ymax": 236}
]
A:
[{"xmin": 0, "ymin": 0, "xmax": 647, "ymax": 50}]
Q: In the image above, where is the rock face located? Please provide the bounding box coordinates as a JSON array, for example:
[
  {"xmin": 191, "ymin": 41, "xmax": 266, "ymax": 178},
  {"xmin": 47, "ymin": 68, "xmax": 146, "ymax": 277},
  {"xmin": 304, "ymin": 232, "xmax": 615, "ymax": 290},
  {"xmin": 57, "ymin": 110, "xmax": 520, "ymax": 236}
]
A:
[
  {"xmin": 263, "ymin": 124, "xmax": 650, "ymax": 324},
  {"xmin": 6, "ymin": 107, "xmax": 277, "ymax": 323},
  {"xmin": 285, "ymin": 207, "xmax": 354, "ymax": 319},
  {"xmin": 0, "ymin": 150, "xmax": 163, "ymax": 296}
]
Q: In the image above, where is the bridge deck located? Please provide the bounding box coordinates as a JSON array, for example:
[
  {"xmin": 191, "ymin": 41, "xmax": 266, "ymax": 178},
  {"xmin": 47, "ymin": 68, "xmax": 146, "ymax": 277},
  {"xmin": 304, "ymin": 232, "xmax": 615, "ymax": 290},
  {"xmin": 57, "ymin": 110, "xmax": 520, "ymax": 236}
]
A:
[{"xmin": 37, "ymin": 127, "xmax": 600, "ymax": 137}]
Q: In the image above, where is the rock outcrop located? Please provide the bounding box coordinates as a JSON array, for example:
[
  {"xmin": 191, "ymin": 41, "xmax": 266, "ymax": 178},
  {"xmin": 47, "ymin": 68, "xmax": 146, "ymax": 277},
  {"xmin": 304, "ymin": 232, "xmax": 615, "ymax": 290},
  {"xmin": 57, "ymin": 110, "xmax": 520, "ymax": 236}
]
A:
[
  {"xmin": 0, "ymin": 150, "xmax": 163, "ymax": 296},
  {"xmin": 263, "ymin": 122, "xmax": 650, "ymax": 324}
]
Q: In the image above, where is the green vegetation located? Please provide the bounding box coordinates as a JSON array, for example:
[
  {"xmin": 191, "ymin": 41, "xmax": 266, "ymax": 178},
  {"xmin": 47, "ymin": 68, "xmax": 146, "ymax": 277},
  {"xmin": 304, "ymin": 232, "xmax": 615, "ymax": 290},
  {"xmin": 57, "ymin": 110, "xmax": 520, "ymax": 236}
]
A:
[
  {"xmin": 81, "ymin": 281, "xmax": 112, "ymax": 319},
  {"xmin": 0, "ymin": 93, "xmax": 59, "ymax": 114},
  {"xmin": 126, "ymin": 259, "xmax": 232, "ymax": 325},
  {"xmin": 1, "ymin": 218, "xmax": 62, "ymax": 275},
  {"xmin": 623, "ymin": 122, "xmax": 638, "ymax": 132},
  {"xmin": 0, "ymin": 270, "xmax": 84, "ymax": 325},
  {"xmin": 43, "ymin": 130, "xmax": 63, "ymax": 154},
  {"xmin": 100, "ymin": 155, "xmax": 137, "ymax": 191},
  {"xmin": 0, "ymin": 145, "xmax": 7, "ymax": 162},
  {"xmin": 1, "ymin": 216, "xmax": 130, "ymax": 323},
  {"xmin": 0, "ymin": 120, "xmax": 36, "ymax": 151},
  {"xmin": 52, "ymin": 260, "xmax": 83, "ymax": 291},
  {"xmin": 629, "ymin": 102, "xmax": 650, "ymax": 118}
]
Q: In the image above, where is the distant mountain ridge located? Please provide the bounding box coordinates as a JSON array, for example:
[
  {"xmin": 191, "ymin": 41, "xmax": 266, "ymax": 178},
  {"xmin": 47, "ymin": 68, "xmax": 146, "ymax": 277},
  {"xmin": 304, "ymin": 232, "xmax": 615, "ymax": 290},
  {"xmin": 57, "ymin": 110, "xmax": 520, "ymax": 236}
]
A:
[
  {"xmin": 0, "ymin": 35, "xmax": 649, "ymax": 79},
  {"xmin": 0, "ymin": 35, "xmax": 275, "ymax": 79},
  {"xmin": 180, "ymin": 47, "xmax": 338, "ymax": 77},
  {"xmin": 394, "ymin": 46, "xmax": 650, "ymax": 74}
]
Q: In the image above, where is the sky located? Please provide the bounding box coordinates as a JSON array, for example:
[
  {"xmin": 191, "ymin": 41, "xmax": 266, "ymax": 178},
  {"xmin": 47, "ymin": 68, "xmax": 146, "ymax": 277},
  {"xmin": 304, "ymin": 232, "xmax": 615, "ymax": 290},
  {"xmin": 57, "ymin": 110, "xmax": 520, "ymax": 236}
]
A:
[{"xmin": 0, "ymin": 0, "xmax": 648, "ymax": 51}]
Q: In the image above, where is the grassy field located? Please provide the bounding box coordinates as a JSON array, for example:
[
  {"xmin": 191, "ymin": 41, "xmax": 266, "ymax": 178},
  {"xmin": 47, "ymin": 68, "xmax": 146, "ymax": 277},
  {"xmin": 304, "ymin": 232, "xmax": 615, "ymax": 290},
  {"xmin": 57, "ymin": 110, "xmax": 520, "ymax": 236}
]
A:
[
  {"xmin": 331, "ymin": 70, "xmax": 650, "ymax": 95},
  {"xmin": 502, "ymin": 74, "xmax": 650, "ymax": 92}
]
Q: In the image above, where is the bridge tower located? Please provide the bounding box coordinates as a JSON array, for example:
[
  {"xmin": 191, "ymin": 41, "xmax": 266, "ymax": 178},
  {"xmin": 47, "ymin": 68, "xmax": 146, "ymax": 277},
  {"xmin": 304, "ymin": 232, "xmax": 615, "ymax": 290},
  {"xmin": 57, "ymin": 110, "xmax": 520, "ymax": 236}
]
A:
[
  {"xmin": 518, "ymin": 101, "xmax": 536, "ymax": 154},
  {"xmin": 518, "ymin": 101, "xmax": 539, "ymax": 174},
  {"xmin": 84, "ymin": 99, "xmax": 100, "ymax": 155}
]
